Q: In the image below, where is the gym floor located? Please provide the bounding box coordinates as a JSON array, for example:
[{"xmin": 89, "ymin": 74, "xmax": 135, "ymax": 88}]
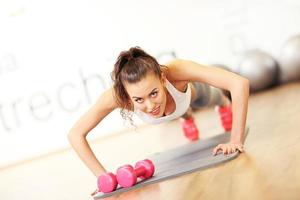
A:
[{"xmin": 0, "ymin": 82, "xmax": 299, "ymax": 200}]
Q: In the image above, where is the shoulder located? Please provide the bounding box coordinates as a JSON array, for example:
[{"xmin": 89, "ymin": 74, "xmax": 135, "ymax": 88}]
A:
[
  {"xmin": 162, "ymin": 59, "xmax": 191, "ymax": 91},
  {"xmin": 94, "ymin": 87, "xmax": 119, "ymax": 111},
  {"xmin": 166, "ymin": 58, "xmax": 208, "ymax": 68},
  {"xmin": 165, "ymin": 58, "xmax": 193, "ymax": 68},
  {"xmin": 163, "ymin": 58, "xmax": 201, "ymax": 81},
  {"xmin": 164, "ymin": 59, "xmax": 202, "ymax": 80}
]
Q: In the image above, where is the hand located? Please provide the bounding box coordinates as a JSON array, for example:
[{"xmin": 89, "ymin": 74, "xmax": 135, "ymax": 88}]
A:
[
  {"xmin": 213, "ymin": 142, "xmax": 244, "ymax": 156},
  {"xmin": 91, "ymin": 189, "xmax": 98, "ymax": 196}
]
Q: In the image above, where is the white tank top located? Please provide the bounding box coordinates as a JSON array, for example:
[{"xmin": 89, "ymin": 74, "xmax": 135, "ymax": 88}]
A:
[{"xmin": 134, "ymin": 79, "xmax": 191, "ymax": 124}]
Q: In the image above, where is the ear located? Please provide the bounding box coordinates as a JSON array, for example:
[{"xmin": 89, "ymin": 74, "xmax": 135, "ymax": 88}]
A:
[
  {"xmin": 160, "ymin": 72, "xmax": 166, "ymax": 86},
  {"xmin": 127, "ymin": 101, "xmax": 134, "ymax": 111}
]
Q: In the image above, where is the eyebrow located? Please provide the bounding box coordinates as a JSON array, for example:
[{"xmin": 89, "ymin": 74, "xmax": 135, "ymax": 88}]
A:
[{"xmin": 132, "ymin": 88, "xmax": 158, "ymax": 99}]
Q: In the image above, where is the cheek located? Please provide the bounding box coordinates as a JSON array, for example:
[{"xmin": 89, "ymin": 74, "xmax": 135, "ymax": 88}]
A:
[
  {"xmin": 134, "ymin": 102, "xmax": 146, "ymax": 110},
  {"xmin": 158, "ymin": 91, "xmax": 166, "ymax": 103}
]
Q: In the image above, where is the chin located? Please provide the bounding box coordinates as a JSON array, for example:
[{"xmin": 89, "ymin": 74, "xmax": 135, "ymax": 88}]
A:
[
  {"xmin": 149, "ymin": 112, "xmax": 161, "ymax": 118},
  {"xmin": 152, "ymin": 113, "xmax": 163, "ymax": 118},
  {"xmin": 149, "ymin": 106, "xmax": 164, "ymax": 118}
]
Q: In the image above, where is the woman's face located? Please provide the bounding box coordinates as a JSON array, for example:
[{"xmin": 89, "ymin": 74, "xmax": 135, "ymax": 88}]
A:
[{"xmin": 124, "ymin": 71, "xmax": 167, "ymax": 118}]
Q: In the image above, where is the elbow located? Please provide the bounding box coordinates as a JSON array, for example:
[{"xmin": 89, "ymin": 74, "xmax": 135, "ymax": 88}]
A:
[
  {"xmin": 67, "ymin": 131, "xmax": 73, "ymax": 139},
  {"xmin": 67, "ymin": 131, "xmax": 75, "ymax": 144},
  {"xmin": 231, "ymin": 77, "xmax": 250, "ymax": 96},
  {"xmin": 67, "ymin": 131, "xmax": 85, "ymax": 144},
  {"xmin": 241, "ymin": 78, "xmax": 250, "ymax": 94}
]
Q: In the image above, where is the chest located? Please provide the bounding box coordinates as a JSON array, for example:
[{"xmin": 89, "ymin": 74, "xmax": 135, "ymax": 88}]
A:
[{"xmin": 164, "ymin": 81, "xmax": 189, "ymax": 116}]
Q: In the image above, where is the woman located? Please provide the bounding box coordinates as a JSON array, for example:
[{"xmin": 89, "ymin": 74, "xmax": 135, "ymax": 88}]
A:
[{"xmin": 68, "ymin": 46, "xmax": 249, "ymax": 177}]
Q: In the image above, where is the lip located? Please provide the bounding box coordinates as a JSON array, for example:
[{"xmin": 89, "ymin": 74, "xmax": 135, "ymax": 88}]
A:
[{"xmin": 150, "ymin": 106, "xmax": 160, "ymax": 116}]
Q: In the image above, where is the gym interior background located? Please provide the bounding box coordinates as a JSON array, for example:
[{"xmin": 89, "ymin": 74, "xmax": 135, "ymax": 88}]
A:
[{"xmin": 0, "ymin": 0, "xmax": 300, "ymax": 199}]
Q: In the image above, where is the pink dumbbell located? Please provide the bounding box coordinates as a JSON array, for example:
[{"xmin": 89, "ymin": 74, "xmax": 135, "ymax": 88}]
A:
[
  {"xmin": 97, "ymin": 172, "xmax": 118, "ymax": 193},
  {"xmin": 116, "ymin": 159, "xmax": 155, "ymax": 188},
  {"xmin": 182, "ymin": 118, "xmax": 199, "ymax": 141}
]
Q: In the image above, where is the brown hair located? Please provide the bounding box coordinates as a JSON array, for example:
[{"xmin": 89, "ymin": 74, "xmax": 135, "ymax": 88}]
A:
[{"xmin": 111, "ymin": 46, "xmax": 164, "ymax": 121}]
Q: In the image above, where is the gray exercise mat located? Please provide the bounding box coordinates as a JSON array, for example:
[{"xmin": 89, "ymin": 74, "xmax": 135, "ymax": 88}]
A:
[{"xmin": 93, "ymin": 128, "xmax": 249, "ymax": 199}]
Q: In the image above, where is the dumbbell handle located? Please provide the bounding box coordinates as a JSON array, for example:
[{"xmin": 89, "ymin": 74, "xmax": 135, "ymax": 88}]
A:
[{"xmin": 134, "ymin": 166, "xmax": 146, "ymax": 177}]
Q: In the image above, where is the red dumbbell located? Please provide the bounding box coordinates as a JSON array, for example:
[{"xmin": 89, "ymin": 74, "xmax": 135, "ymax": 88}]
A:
[
  {"xmin": 116, "ymin": 159, "xmax": 155, "ymax": 188},
  {"xmin": 182, "ymin": 118, "xmax": 199, "ymax": 141},
  {"xmin": 216, "ymin": 105, "xmax": 232, "ymax": 132},
  {"xmin": 97, "ymin": 172, "xmax": 118, "ymax": 193}
]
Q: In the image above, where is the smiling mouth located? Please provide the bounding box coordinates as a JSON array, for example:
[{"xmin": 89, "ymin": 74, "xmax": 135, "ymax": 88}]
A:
[{"xmin": 150, "ymin": 106, "xmax": 160, "ymax": 115}]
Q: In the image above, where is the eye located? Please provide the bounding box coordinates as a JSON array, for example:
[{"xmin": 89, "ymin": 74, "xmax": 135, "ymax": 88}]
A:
[
  {"xmin": 134, "ymin": 98, "xmax": 144, "ymax": 103},
  {"xmin": 150, "ymin": 91, "xmax": 158, "ymax": 98}
]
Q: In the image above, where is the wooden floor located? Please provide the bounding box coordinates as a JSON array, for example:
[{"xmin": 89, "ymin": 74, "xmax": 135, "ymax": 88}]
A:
[{"xmin": 1, "ymin": 82, "xmax": 300, "ymax": 200}]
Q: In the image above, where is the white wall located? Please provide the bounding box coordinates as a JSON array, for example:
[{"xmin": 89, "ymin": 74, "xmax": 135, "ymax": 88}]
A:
[{"xmin": 0, "ymin": 0, "xmax": 299, "ymax": 167}]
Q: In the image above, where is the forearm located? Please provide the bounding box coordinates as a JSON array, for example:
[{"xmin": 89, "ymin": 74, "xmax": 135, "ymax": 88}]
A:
[
  {"xmin": 230, "ymin": 79, "xmax": 249, "ymax": 144},
  {"xmin": 68, "ymin": 133, "xmax": 107, "ymax": 177}
]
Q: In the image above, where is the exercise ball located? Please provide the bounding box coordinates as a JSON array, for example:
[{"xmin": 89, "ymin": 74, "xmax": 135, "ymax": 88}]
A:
[
  {"xmin": 237, "ymin": 49, "xmax": 279, "ymax": 92},
  {"xmin": 279, "ymin": 34, "xmax": 300, "ymax": 83}
]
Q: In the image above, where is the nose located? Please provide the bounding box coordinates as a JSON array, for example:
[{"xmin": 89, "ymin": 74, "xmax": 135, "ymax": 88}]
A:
[{"xmin": 145, "ymin": 99, "xmax": 156, "ymax": 112}]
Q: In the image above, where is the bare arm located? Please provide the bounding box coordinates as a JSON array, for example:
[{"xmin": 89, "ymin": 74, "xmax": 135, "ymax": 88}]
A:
[
  {"xmin": 166, "ymin": 59, "xmax": 249, "ymax": 145},
  {"xmin": 67, "ymin": 88, "xmax": 118, "ymax": 177}
]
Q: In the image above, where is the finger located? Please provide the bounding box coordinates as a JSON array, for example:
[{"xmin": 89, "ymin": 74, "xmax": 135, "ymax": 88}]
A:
[
  {"xmin": 213, "ymin": 147, "xmax": 218, "ymax": 155},
  {"xmin": 232, "ymin": 146, "xmax": 237, "ymax": 154},
  {"xmin": 227, "ymin": 146, "xmax": 231, "ymax": 155},
  {"xmin": 213, "ymin": 144, "xmax": 223, "ymax": 155},
  {"xmin": 91, "ymin": 189, "xmax": 98, "ymax": 196},
  {"xmin": 227, "ymin": 146, "xmax": 232, "ymax": 155},
  {"xmin": 222, "ymin": 146, "xmax": 228, "ymax": 155},
  {"xmin": 227, "ymin": 146, "xmax": 233, "ymax": 155},
  {"xmin": 228, "ymin": 146, "xmax": 234, "ymax": 154},
  {"xmin": 237, "ymin": 145, "xmax": 244, "ymax": 153},
  {"xmin": 213, "ymin": 146, "xmax": 221, "ymax": 155},
  {"xmin": 233, "ymin": 145, "xmax": 238, "ymax": 153},
  {"xmin": 213, "ymin": 148, "xmax": 217, "ymax": 155}
]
